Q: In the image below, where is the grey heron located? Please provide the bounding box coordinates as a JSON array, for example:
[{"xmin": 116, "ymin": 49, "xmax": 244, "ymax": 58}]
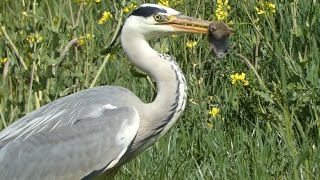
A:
[{"xmin": 0, "ymin": 4, "xmax": 229, "ymax": 179}]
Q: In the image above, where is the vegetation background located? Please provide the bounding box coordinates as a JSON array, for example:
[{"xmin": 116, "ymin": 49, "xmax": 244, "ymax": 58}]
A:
[{"xmin": 0, "ymin": 0, "xmax": 319, "ymax": 179}]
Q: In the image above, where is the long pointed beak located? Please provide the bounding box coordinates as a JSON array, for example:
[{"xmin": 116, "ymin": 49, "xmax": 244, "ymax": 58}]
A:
[{"xmin": 161, "ymin": 14, "xmax": 211, "ymax": 34}]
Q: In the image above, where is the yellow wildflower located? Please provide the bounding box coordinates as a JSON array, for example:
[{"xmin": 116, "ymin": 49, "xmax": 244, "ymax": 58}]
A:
[
  {"xmin": 266, "ymin": 2, "xmax": 276, "ymax": 10},
  {"xmin": 78, "ymin": 33, "xmax": 95, "ymax": 46},
  {"xmin": 255, "ymin": 1, "xmax": 276, "ymax": 15},
  {"xmin": 160, "ymin": 45, "xmax": 169, "ymax": 53},
  {"xmin": 26, "ymin": 34, "xmax": 36, "ymax": 44},
  {"xmin": 98, "ymin": 11, "xmax": 113, "ymax": 24},
  {"xmin": 53, "ymin": 16, "xmax": 59, "ymax": 26},
  {"xmin": 87, "ymin": 33, "xmax": 94, "ymax": 39},
  {"xmin": 209, "ymin": 107, "xmax": 220, "ymax": 117},
  {"xmin": 186, "ymin": 41, "xmax": 197, "ymax": 49},
  {"xmin": 37, "ymin": 35, "xmax": 44, "ymax": 43},
  {"xmin": 230, "ymin": 72, "xmax": 249, "ymax": 86},
  {"xmin": 22, "ymin": 11, "xmax": 27, "ymax": 17},
  {"xmin": 78, "ymin": 36, "xmax": 85, "ymax": 46},
  {"xmin": 26, "ymin": 33, "xmax": 44, "ymax": 44},
  {"xmin": 95, "ymin": 0, "xmax": 101, "ymax": 2},
  {"xmin": 0, "ymin": 57, "xmax": 8, "ymax": 64},
  {"xmin": 207, "ymin": 123, "xmax": 214, "ymax": 128},
  {"xmin": 173, "ymin": 0, "xmax": 184, "ymax": 6},
  {"xmin": 124, "ymin": 4, "xmax": 137, "ymax": 14},
  {"xmin": 109, "ymin": 54, "xmax": 116, "ymax": 60},
  {"xmin": 243, "ymin": 80, "xmax": 249, "ymax": 86},
  {"xmin": 158, "ymin": 0, "xmax": 169, "ymax": 7},
  {"xmin": 255, "ymin": 7, "xmax": 264, "ymax": 14},
  {"xmin": 215, "ymin": 0, "xmax": 230, "ymax": 21}
]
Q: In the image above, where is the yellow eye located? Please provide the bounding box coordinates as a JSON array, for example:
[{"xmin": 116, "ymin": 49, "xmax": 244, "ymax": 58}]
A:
[{"xmin": 153, "ymin": 14, "xmax": 162, "ymax": 21}]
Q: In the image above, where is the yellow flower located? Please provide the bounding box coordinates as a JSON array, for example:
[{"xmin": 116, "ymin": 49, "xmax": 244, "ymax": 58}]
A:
[
  {"xmin": 230, "ymin": 72, "xmax": 249, "ymax": 86},
  {"xmin": 37, "ymin": 35, "xmax": 44, "ymax": 43},
  {"xmin": 255, "ymin": 7, "xmax": 265, "ymax": 15},
  {"xmin": 186, "ymin": 41, "xmax": 197, "ymax": 49},
  {"xmin": 243, "ymin": 80, "xmax": 249, "ymax": 86},
  {"xmin": 123, "ymin": 4, "xmax": 137, "ymax": 14},
  {"xmin": 215, "ymin": 0, "xmax": 230, "ymax": 21},
  {"xmin": 78, "ymin": 33, "xmax": 95, "ymax": 45},
  {"xmin": 85, "ymin": 33, "xmax": 94, "ymax": 39},
  {"xmin": 173, "ymin": 0, "xmax": 184, "ymax": 6},
  {"xmin": 207, "ymin": 123, "xmax": 214, "ymax": 128},
  {"xmin": 78, "ymin": 36, "xmax": 85, "ymax": 46},
  {"xmin": 95, "ymin": 0, "xmax": 101, "ymax": 2},
  {"xmin": 26, "ymin": 33, "xmax": 44, "ymax": 44},
  {"xmin": 98, "ymin": 11, "xmax": 113, "ymax": 24},
  {"xmin": 109, "ymin": 54, "xmax": 116, "ymax": 60},
  {"xmin": 53, "ymin": 16, "xmax": 59, "ymax": 26},
  {"xmin": 158, "ymin": 0, "xmax": 169, "ymax": 7},
  {"xmin": 160, "ymin": 45, "xmax": 169, "ymax": 53},
  {"xmin": 255, "ymin": 1, "xmax": 276, "ymax": 15},
  {"xmin": 22, "ymin": 11, "xmax": 27, "ymax": 17},
  {"xmin": 0, "ymin": 57, "xmax": 8, "ymax": 64},
  {"xmin": 26, "ymin": 34, "xmax": 35, "ymax": 44},
  {"xmin": 209, "ymin": 107, "xmax": 220, "ymax": 117}
]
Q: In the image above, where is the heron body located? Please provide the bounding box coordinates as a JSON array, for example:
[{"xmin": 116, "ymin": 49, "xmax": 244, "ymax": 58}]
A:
[{"xmin": 0, "ymin": 4, "xmax": 214, "ymax": 179}]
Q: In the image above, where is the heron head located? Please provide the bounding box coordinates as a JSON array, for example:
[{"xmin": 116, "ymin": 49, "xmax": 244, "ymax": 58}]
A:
[{"xmin": 122, "ymin": 4, "xmax": 211, "ymax": 40}]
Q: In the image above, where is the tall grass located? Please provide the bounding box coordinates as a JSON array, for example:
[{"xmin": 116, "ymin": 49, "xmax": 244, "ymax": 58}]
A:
[{"xmin": 0, "ymin": 0, "xmax": 319, "ymax": 179}]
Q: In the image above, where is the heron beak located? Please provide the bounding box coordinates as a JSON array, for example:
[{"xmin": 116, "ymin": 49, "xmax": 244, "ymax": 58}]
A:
[{"xmin": 164, "ymin": 14, "xmax": 211, "ymax": 34}]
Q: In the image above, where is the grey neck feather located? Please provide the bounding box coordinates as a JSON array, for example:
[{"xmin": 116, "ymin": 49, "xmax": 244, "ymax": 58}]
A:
[{"xmin": 121, "ymin": 26, "xmax": 187, "ymax": 152}]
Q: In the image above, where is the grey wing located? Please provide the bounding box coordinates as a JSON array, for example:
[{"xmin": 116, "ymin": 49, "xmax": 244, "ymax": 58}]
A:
[
  {"xmin": 0, "ymin": 86, "xmax": 141, "ymax": 145},
  {"xmin": 0, "ymin": 107, "xmax": 140, "ymax": 180}
]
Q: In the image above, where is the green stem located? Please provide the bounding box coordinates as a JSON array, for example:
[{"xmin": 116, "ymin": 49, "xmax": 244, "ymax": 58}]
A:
[
  {"xmin": 90, "ymin": 54, "xmax": 110, "ymax": 88},
  {"xmin": 236, "ymin": 54, "xmax": 267, "ymax": 91},
  {"xmin": 90, "ymin": 8, "xmax": 124, "ymax": 87},
  {"xmin": 0, "ymin": 25, "xmax": 28, "ymax": 70}
]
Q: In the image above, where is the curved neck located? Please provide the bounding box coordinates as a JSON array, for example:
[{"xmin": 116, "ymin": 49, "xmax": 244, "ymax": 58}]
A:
[
  {"xmin": 121, "ymin": 27, "xmax": 187, "ymax": 149},
  {"xmin": 121, "ymin": 29, "xmax": 180, "ymax": 108},
  {"xmin": 121, "ymin": 32, "xmax": 162, "ymax": 81}
]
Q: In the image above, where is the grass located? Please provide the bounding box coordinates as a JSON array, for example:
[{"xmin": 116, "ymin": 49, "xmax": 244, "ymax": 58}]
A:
[{"xmin": 0, "ymin": 0, "xmax": 319, "ymax": 179}]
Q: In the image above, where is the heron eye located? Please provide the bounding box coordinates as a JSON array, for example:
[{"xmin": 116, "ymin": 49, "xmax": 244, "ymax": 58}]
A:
[{"xmin": 153, "ymin": 14, "xmax": 163, "ymax": 22}]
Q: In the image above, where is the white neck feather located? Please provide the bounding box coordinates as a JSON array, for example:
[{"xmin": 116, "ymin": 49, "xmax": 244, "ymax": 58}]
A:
[{"xmin": 121, "ymin": 22, "xmax": 187, "ymax": 151}]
